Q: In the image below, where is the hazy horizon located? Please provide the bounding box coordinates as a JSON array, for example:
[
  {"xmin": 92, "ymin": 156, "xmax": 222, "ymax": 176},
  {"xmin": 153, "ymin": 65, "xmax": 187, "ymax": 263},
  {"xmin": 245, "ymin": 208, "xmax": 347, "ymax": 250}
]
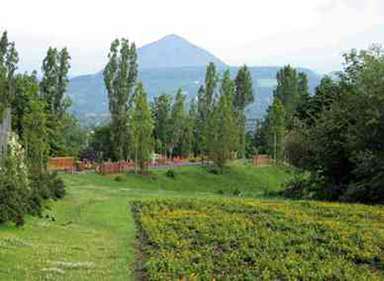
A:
[{"xmin": 1, "ymin": 0, "xmax": 383, "ymax": 76}]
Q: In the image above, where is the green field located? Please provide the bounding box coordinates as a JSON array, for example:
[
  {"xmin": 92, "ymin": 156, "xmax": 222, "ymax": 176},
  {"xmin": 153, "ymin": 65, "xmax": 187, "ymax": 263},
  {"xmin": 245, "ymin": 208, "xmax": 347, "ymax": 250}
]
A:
[{"xmin": 0, "ymin": 165, "xmax": 383, "ymax": 280}]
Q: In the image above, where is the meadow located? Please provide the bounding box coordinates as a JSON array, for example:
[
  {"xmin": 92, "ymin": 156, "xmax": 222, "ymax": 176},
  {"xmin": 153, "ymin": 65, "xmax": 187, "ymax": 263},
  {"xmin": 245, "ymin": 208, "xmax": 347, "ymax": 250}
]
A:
[{"xmin": 0, "ymin": 165, "xmax": 383, "ymax": 280}]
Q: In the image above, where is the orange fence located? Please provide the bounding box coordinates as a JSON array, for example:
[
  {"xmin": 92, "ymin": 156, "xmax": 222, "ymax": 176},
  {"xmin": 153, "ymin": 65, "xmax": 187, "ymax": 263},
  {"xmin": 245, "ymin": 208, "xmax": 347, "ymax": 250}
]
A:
[
  {"xmin": 48, "ymin": 156, "xmax": 190, "ymax": 174},
  {"xmin": 97, "ymin": 161, "xmax": 135, "ymax": 174},
  {"xmin": 48, "ymin": 157, "xmax": 76, "ymax": 171},
  {"xmin": 96, "ymin": 156, "xmax": 188, "ymax": 174},
  {"xmin": 253, "ymin": 154, "xmax": 273, "ymax": 166}
]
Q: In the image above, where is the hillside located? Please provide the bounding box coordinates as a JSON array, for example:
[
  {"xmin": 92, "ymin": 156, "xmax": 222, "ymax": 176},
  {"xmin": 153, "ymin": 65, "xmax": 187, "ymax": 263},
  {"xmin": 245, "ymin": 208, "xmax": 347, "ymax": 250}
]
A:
[
  {"xmin": 67, "ymin": 34, "xmax": 322, "ymax": 125},
  {"xmin": 68, "ymin": 66, "xmax": 321, "ymax": 124},
  {"xmin": 1, "ymin": 165, "xmax": 383, "ymax": 280}
]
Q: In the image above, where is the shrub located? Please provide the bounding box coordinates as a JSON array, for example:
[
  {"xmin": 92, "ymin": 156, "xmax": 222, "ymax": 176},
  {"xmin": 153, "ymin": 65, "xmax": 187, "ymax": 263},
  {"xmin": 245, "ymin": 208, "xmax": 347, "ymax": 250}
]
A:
[
  {"xmin": 0, "ymin": 134, "xmax": 30, "ymax": 224},
  {"xmin": 114, "ymin": 175, "xmax": 124, "ymax": 182},
  {"xmin": 207, "ymin": 166, "xmax": 220, "ymax": 175},
  {"xmin": 165, "ymin": 169, "xmax": 176, "ymax": 179},
  {"xmin": 232, "ymin": 187, "xmax": 242, "ymax": 196},
  {"xmin": 48, "ymin": 173, "xmax": 66, "ymax": 200}
]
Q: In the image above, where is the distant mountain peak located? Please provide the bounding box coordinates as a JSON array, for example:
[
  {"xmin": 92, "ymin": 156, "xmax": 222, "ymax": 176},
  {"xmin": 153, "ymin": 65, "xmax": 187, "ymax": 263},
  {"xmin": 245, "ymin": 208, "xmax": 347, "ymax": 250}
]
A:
[
  {"xmin": 160, "ymin": 34, "xmax": 185, "ymax": 41},
  {"xmin": 137, "ymin": 34, "xmax": 226, "ymax": 69}
]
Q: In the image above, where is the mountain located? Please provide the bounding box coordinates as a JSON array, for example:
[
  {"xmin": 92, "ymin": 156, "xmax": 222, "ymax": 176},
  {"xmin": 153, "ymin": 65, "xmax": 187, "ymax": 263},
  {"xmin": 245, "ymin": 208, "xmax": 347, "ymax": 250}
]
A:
[
  {"xmin": 67, "ymin": 35, "xmax": 322, "ymax": 125},
  {"xmin": 137, "ymin": 34, "xmax": 226, "ymax": 69}
]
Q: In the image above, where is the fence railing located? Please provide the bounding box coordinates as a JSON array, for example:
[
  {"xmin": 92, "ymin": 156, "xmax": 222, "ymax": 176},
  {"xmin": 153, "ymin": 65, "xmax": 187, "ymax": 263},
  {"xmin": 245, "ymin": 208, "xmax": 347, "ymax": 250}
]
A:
[{"xmin": 252, "ymin": 154, "xmax": 273, "ymax": 166}]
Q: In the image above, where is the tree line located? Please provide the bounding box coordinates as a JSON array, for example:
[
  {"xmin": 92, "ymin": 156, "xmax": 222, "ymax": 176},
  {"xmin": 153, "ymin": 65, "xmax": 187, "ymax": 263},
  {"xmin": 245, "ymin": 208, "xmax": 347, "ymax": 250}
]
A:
[
  {"xmin": 0, "ymin": 31, "xmax": 83, "ymax": 225},
  {"xmin": 254, "ymin": 46, "xmax": 384, "ymax": 204},
  {"xmin": 85, "ymin": 38, "xmax": 254, "ymax": 173}
]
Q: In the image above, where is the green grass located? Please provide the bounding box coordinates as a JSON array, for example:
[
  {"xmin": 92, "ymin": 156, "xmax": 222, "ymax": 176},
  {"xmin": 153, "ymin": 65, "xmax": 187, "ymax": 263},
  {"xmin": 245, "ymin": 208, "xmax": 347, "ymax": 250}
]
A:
[
  {"xmin": 1, "ymin": 164, "xmax": 383, "ymax": 280},
  {"xmin": 0, "ymin": 165, "xmax": 289, "ymax": 280}
]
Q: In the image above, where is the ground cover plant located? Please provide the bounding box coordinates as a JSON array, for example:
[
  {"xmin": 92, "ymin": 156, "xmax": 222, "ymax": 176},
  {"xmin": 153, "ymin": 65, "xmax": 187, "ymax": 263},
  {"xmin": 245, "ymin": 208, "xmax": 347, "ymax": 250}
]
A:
[{"xmin": 133, "ymin": 199, "xmax": 384, "ymax": 281}]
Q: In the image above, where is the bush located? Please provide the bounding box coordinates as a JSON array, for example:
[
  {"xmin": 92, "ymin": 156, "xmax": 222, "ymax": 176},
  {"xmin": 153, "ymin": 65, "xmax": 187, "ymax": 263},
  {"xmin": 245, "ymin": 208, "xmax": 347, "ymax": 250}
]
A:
[
  {"xmin": 341, "ymin": 152, "xmax": 384, "ymax": 204},
  {"xmin": 48, "ymin": 173, "xmax": 66, "ymax": 200},
  {"xmin": 207, "ymin": 166, "xmax": 221, "ymax": 175},
  {"xmin": 232, "ymin": 188, "xmax": 242, "ymax": 196},
  {"xmin": 0, "ymin": 134, "xmax": 30, "ymax": 224},
  {"xmin": 165, "ymin": 169, "xmax": 176, "ymax": 179},
  {"xmin": 114, "ymin": 175, "xmax": 124, "ymax": 182}
]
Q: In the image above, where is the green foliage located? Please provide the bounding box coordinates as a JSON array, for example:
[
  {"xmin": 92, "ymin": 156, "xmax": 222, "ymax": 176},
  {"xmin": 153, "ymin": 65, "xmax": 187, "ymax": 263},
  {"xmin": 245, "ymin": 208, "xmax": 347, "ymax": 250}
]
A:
[
  {"xmin": 22, "ymin": 98, "xmax": 49, "ymax": 174},
  {"xmin": 0, "ymin": 134, "xmax": 30, "ymax": 224},
  {"xmin": 103, "ymin": 38, "xmax": 138, "ymax": 161},
  {"xmin": 197, "ymin": 63, "xmax": 218, "ymax": 156},
  {"xmin": 40, "ymin": 46, "xmax": 74, "ymax": 157},
  {"xmin": 114, "ymin": 175, "xmax": 124, "ymax": 182},
  {"xmin": 40, "ymin": 47, "xmax": 71, "ymax": 116},
  {"xmin": 130, "ymin": 83, "xmax": 154, "ymax": 173},
  {"xmin": 134, "ymin": 199, "xmax": 384, "ymax": 280},
  {"xmin": 165, "ymin": 169, "xmax": 176, "ymax": 178},
  {"xmin": 234, "ymin": 65, "xmax": 254, "ymax": 158},
  {"xmin": 281, "ymin": 46, "xmax": 384, "ymax": 203},
  {"xmin": 273, "ymin": 65, "xmax": 308, "ymax": 123},
  {"xmin": 266, "ymin": 98, "xmax": 285, "ymax": 162},
  {"xmin": 152, "ymin": 93, "xmax": 172, "ymax": 156},
  {"xmin": 0, "ymin": 31, "xmax": 18, "ymax": 121},
  {"xmin": 207, "ymin": 70, "xmax": 238, "ymax": 171},
  {"xmin": 234, "ymin": 65, "xmax": 254, "ymax": 111},
  {"xmin": 0, "ymin": 32, "xmax": 67, "ymax": 226},
  {"xmin": 84, "ymin": 124, "xmax": 114, "ymax": 161}
]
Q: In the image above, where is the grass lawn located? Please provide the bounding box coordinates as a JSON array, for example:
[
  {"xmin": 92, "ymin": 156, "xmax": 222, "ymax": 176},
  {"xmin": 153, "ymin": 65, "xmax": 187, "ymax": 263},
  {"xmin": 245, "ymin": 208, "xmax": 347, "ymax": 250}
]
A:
[
  {"xmin": 1, "ymin": 164, "xmax": 383, "ymax": 280},
  {"xmin": 0, "ymin": 165, "xmax": 289, "ymax": 280}
]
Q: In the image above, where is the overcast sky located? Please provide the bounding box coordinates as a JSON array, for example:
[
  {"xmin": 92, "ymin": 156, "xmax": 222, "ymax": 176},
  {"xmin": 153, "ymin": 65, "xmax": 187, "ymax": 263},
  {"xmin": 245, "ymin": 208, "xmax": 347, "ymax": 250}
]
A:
[{"xmin": 1, "ymin": 0, "xmax": 383, "ymax": 76}]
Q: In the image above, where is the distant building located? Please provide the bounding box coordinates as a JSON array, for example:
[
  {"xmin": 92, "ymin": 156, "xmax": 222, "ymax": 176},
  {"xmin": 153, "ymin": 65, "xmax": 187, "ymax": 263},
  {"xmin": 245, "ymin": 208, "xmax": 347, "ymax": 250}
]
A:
[{"xmin": 0, "ymin": 108, "xmax": 11, "ymax": 161}]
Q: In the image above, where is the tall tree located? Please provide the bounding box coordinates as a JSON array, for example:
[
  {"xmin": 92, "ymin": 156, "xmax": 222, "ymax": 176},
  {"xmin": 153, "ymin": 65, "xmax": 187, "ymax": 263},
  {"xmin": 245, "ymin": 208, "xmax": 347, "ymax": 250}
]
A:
[
  {"xmin": 40, "ymin": 46, "xmax": 71, "ymax": 156},
  {"xmin": 188, "ymin": 99, "xmax": 199, "ymax": 156},
  {"xmin": 152, "ymin": 93, "xmax": 172, "ymax": 156},
  {"xmin": 130, "ymin": 83, "xmax": 153, "ymax": 173},
  {"xmin": 0, "ymin": 31, "xmax": 18, "ymax": 120},
  {"xmin": 234, "ymin": 65, "xmax": 254, "ymax": 158},
  {"xmin": 207, "ymin": 70, "xmax": 238, "ymax": 171},
  {"xmin": 267, "ymin": 98, "xmax": 285, "ymax": 163},
  {"xmin": 197, "ymin": 63, "xmax": 218, "ymax": 158},
  {"xmin": 169, "ymin": 89, "xmax": 186, "ymax": 157},
  {"xmin": 11, "ymin": 72, "xmax": 39, "ymax": 136},
  {"xmin": 104, "ymin": 39, "xmax": 138, "ymax": 160},
  {"xmin": 234, "ymin": 65, "xmax": 254, "ymax": 110},
  {"xmin": 56, "ymin": 48, "xmax": 71, "ymax": 116},
  {"xmin": 22, "ymin": 99, "xmax": 49, "ymax": 175}
]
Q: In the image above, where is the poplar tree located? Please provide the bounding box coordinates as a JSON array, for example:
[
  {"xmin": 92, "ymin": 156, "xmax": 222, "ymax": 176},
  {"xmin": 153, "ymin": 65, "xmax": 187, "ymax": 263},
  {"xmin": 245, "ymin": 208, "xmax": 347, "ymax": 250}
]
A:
[
  {"xmin": 40, "ymin": 46, "xmax": 71, "ymax": 155},
  {"xmin": 153, "ymin": 94, "xmax": 172, "ymax": 156},
  {"xmin": 207, "ymin": 70, "xmax": 238, "ymax": 171},
  {"xmin": 40, "ymin": 47, "xmax": 71, "ymax": 116},
  {"xmin": 40, "ymin": 47, "xmax": 59, "ymax": 113},
  {"xmin": 130, "ymin": 83, "xmax": 153, "ymax": 173},
  {"xmin": 234, "ymin": 65, "xmax": 254, "ymax": 158},
  {"xmin": 0, "ymin": 31, "xmax": 18, "ymax": 120},
  {"xmin": 197, "ymin": 63, "xmax": 218, "ymax": 158},
  {"xmin": 268, "ymin": 98, "xmax": 285, "ymax": 163},
  {"xmin": 169, "ymin": 89, "xmax": 186, "ymax": 157},
  {"xmin": 188, "ymin": 99, "xmax": 199, "ymax": 156},
  {"xmin": 103, "ymin": 39, "xmax": 138, "ymax": 160},
  {"xmin": 273, "ymin": 66, "xmax": 309, "ymax": 126}
]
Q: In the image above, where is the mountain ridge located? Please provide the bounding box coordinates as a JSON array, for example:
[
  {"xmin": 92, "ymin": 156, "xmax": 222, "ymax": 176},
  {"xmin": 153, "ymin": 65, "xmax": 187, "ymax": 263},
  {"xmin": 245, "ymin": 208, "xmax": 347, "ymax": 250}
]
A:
[
  {"xmin": 137, "ymin": 34, "xmax": 226, "ymax": 69},
  {"xmin": 67, "ymin": 34, "xmax": 322, "ymax": 125}
]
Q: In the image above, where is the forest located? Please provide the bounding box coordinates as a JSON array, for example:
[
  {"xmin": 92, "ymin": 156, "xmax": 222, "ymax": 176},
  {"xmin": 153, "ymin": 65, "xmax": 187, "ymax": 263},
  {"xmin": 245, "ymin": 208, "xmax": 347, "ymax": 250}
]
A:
[{"xmin": 0, "ymin": 30, "xmax": 384, "ymax": 280}]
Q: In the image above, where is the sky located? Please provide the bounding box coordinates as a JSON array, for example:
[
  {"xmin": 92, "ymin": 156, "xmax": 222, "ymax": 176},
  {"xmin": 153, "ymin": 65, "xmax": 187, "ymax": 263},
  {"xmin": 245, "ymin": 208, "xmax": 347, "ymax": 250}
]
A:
[{"xmin": 1, "ymin": 0, "xmax": 383, "ymax": 76}]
